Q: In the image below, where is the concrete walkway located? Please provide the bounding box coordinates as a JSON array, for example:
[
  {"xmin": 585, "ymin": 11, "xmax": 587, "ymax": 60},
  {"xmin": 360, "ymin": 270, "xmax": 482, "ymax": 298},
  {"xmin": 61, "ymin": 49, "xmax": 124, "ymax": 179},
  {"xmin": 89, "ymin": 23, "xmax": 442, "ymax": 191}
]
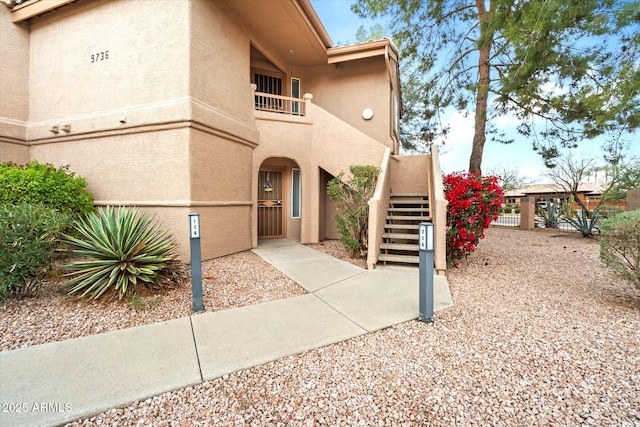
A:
[{"xmin": 0, "ymin": 240, "xmax": 453, "ymax": 426}]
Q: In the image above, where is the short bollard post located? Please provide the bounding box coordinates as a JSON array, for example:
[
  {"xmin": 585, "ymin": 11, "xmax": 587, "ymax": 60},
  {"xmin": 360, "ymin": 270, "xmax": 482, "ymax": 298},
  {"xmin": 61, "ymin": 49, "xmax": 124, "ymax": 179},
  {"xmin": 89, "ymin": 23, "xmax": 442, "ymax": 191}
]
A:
[
  {"xmin": 189, "ymin": 213, "xmax": 204, "ymax": 313},
  {"xmin": 419, "ymin": 222, "xmax": 434, "ymax": 323}
]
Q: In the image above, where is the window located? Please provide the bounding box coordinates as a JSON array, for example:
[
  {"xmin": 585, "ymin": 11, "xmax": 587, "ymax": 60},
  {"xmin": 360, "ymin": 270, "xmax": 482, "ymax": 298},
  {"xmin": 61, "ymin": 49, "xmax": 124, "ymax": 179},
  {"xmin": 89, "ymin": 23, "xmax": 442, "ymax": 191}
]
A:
[
  {"xmin": 291, "ymin": 77, "xmax": 301, "ymax": 115},
  {"xmin": 254, "ymin": 73, "xmax": 282, "ymax": 95},
  {"xmin": 292, "ymin": 168, "xmax": 301, "ymax": 218},
  {"xmin": 254, "ymin": 73, "xmax": 283, "ymax": 111}
]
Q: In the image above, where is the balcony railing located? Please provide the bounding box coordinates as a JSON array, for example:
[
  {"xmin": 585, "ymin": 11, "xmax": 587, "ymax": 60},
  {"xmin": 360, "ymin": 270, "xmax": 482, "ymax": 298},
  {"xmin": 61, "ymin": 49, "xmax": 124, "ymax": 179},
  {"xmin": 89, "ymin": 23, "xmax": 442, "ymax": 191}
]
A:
[
  {"xmin": 250, "ymin": 85, "xmax": 311, "ymax": 117},
  {"xmin": 254, "ymin": 91, "xmax": 305, "ymax": 116}
]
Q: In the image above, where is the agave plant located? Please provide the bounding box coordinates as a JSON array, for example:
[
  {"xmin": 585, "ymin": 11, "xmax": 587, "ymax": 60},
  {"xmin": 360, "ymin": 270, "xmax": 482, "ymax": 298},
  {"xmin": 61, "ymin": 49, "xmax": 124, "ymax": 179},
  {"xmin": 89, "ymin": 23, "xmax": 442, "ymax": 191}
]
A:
[
  {"xmin": 63, "ymin": 206, "xmax": 183, "ymax": 300},
  {"xmin": 537, "ymin": 204, "xmax": 560, "ymax": 229},
  {"xmin": 565, "ymin": 208, "xmax": 600, "ymax": 238}
]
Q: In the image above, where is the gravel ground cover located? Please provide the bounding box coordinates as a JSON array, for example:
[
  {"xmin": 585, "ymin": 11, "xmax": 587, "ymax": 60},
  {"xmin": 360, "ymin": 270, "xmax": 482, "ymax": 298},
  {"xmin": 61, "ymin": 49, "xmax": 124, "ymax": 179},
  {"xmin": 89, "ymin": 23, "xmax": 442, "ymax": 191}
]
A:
[
  {"xmin": 0, "ymin": 251, "xmax": 305, "ymax": 351},
  {"xmin": 3, "ymin": 227, "xmax": 639, "ymax": 425},
  {"xmin": 306, "ymin": 240, "xmax": 368, "ymax": 269}
]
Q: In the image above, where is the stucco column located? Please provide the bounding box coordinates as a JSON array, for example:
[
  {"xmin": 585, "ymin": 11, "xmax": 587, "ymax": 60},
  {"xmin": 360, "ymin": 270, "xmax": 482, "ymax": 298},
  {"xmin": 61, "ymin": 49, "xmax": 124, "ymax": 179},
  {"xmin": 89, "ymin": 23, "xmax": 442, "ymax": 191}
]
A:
[
  {"xmin": 520, "ymin": 197, "xmax": 535, "ymax": 230},
  {"xmin": 250, "ymin": 163, "xmax": 259, "ymax": 248},
  {"xmin": 303, "ymin": 93, "xmax": 313, "ymax": 118},
  {"xmin": 627, "ymin": 189, "xmax": 640, "ymax": 211},
  {"xmin": 300, "ymin": 166, "xmax": 320, "ymax": 244}
]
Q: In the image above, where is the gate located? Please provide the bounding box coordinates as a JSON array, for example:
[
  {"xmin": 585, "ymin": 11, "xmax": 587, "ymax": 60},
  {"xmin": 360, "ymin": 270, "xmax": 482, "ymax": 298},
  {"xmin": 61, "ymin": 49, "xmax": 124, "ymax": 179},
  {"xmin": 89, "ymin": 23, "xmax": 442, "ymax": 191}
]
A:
[{"xmin": 258, "ymin": 169, "xmax": 284, "ymax": 238}]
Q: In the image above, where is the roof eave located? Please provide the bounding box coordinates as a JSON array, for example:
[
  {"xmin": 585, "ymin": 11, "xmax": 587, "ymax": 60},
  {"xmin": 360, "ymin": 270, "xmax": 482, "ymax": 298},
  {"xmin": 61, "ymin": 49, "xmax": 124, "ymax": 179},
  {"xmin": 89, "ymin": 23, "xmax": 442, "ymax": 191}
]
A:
[
  {"xmin": 327, "ymin": 38, "xmax": 398, "ymax": 64},
  {"xmin": 10, "ymin": 0, "xmax": 76, "ymax": 23},
  {"xmin": 297, "ymin": 0, "xmax": 334, "ymax": 49}
]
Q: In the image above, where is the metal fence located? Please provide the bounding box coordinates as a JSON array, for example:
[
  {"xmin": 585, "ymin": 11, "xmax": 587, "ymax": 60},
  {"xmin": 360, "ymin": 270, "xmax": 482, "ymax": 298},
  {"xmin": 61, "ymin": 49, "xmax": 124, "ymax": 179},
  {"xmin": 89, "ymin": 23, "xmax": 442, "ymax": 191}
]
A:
[
  {"xmin": 491, "ymin": 199, "xmax": 628, "ymax": 231},
  {"xmin": 491, "ymin": 209, "xmax": 521, "ymax": 227}
]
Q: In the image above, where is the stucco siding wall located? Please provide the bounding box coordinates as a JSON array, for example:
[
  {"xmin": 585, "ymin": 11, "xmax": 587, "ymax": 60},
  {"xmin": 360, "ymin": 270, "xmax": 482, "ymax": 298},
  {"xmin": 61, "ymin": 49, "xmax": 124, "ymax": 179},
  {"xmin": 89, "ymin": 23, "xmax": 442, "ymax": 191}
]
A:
[
  {"xmin": 310, "ymin": 105, "xmax": 386, "ymax": 177},
  {"xmin": 254, "ymin": 121, "xmax": 312, "ymax": 166},
  {"xmin": 30, "ymin": 128, "xmax": 190, "ymax": 203},
  {"xmin": 31, "ymin": 128, "xmax": 194, "ymax": 259},
  {"xmin": 389, "ymin": 155, "xmax": 430, "ymax": 194},
  {"xmin": 0, "ymin": 143, "xmax": 30, "ymax": 165},
  {"xmin": 190, "ymin": 129, "xmax": 252, "ymax": 202},
  {"xmin": 194, "ymin": 205, "xmax": 252, "ymax": 260},
  {"xmin": 190, "ymin": 0, "xmax": 255, "ymax": 126},
  {"xmin": 142, "ymin": 206, "xmax": 191, "ymax": 260},
  {"xmin": 28, "ymin": 0, "xmax": 189, "ymax": 123},
  {"xmin": 627, "ymin": 189, "xmax": 640, "ymax": 211},
  {"xmin": 0, "ymin": 6, "xmax": 30, "ymax": 162},
  {"xmin": 132, "ymin": 205, "xmax": 249, "ymax": 261},
  {"xmin": 188, "ymin": 127, "xmax": 253, "ymax": 258},
  {"xmin": 303, "ymin": 58, "xmax": 392, "ymax": 149}
]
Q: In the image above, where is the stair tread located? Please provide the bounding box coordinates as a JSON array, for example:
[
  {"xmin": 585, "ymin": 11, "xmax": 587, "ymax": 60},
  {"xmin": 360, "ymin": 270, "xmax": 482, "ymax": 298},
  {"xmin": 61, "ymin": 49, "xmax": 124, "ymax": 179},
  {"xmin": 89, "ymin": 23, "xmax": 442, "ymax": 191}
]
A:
[
  {"xmin": 384, "ymin": 224, "xmax": 420, "ymax": 229},
  {"xmin": 386, "ymin": 215, "xmax": 432, "ymax": 221},
  {"xmin": 388, "ymin": 207, "xmax": 430, "ymax": 212},
  {"xmin": 378, "ymin": 254, "xmax": 419, "ymax": 264},
  {"xmin": 390, "ymin": 193, "xmax": 428, "ymax": 197},
  {"xmin": 383, "ymin": 233, "xmax": 419, "ymax": 240},
  {"xmin": 381, "ymin": 243, "xmax": 419, "ymax": 251},
  {"xmin": 391, "ymin": 199, "xmax": 430, "ymax": 205}
]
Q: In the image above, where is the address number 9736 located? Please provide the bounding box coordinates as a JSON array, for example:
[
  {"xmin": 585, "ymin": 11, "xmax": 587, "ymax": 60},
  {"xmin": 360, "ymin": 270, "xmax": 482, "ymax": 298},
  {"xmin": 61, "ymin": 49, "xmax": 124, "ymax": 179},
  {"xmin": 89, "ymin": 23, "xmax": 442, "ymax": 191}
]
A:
[{"xmin": 90, "ymin": 51, "xmax": 109, "ymax": 63}]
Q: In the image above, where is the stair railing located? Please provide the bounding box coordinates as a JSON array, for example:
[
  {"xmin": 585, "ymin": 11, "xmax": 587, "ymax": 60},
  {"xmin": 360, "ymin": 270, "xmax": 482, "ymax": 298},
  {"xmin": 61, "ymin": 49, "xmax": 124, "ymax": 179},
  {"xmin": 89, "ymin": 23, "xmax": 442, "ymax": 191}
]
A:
[
  {"xmin": 429, "ymin": 144, "xmax": 448, "ymax": 275},
  {"xmin": 366, "ymin": 147, "xmax": 392, "ymax": 270}
]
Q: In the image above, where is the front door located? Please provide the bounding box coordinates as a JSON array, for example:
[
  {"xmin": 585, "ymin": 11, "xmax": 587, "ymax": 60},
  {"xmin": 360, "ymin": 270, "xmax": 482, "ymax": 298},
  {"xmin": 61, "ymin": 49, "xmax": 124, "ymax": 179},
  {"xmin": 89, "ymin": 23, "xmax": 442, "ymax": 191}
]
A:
[{"xmin": 258, "ymin": 169, "xmax": 284, "ymax": 238}]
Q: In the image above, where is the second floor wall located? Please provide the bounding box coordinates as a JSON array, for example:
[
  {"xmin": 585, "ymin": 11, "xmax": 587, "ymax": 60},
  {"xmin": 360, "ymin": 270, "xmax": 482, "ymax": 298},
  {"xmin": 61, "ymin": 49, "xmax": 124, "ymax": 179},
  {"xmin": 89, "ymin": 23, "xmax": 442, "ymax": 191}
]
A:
[
  {"xmin": 1, "ymin": 0, "xmax": 400, "ymax": 154},
  {"xmin": 28, "ymin": 0, "xmax": 191, "ymax": 122}
]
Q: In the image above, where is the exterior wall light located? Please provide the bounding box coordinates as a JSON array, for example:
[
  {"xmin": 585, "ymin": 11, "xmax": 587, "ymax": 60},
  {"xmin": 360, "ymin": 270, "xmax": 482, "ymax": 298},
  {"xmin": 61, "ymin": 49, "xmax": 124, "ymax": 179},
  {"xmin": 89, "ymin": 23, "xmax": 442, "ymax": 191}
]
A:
[{"xmin": 362, "ymin": 108, "xmax": 374, "ymax": 120}]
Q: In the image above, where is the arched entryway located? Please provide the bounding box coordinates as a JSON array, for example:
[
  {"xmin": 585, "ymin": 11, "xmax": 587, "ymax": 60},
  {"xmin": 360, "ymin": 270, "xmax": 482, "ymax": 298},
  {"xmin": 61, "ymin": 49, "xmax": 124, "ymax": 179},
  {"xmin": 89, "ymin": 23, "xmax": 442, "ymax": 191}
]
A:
[{"xmin": 258, "ymin": 157, "xmax": 301, "ymax": 240}]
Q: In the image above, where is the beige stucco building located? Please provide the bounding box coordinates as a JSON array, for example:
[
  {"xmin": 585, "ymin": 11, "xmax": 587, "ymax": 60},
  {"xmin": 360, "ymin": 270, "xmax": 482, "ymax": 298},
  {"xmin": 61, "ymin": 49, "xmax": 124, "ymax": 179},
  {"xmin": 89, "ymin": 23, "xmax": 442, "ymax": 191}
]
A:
[{"xmin": 1, "ymin": 0, "xmax": 447, "ymax": 273}]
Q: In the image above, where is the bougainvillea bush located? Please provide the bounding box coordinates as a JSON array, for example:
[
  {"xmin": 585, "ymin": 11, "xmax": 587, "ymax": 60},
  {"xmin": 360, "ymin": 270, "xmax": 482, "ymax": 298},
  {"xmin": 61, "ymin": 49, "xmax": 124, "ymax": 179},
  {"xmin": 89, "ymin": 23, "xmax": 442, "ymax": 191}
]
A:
[{"xmin": 444, "ymin": 172, "xmax": 504, "ymax": 264}]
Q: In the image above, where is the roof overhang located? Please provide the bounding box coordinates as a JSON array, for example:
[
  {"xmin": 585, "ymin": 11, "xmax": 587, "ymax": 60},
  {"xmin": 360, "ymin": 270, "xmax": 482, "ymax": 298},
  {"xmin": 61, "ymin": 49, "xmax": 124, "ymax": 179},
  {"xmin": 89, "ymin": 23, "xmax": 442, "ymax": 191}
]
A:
[
  {"xmin": 327, "ymin": 38, "xmax": 399, "ymax": 64},
  {"xmin": 505, "ymin": 182, "xmax": 608, "ymax": 197},
  {"xmin": 8, "ymin": 0, "xmax": 75, "ymax": 23},
  {"xmin": 224, "ymin": 0, "xmax": 333, "ymax": 67}
]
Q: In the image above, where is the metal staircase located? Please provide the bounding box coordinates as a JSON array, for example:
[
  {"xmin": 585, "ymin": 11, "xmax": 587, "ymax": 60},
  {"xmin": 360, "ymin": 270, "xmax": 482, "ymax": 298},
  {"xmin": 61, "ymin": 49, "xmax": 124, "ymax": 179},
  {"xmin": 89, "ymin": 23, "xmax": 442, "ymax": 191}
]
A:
[{"xmin": 378, "ymin": 193, "xmax": 430, "ymax": 265}]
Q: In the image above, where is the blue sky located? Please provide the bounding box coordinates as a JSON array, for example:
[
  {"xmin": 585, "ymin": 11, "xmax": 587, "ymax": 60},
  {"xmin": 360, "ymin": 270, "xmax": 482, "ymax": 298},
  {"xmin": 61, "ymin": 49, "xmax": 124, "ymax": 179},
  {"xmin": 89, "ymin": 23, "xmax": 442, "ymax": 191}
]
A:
[{"xmin": 310, "ymin": 0, "xmax": 638, "ymax": 183}]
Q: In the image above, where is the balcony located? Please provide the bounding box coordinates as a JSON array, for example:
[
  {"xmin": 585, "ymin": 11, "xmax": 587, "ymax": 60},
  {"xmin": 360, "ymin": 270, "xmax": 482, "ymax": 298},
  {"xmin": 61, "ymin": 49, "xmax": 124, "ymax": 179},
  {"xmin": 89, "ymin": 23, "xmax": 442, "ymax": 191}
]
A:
[{"xmin": 251, "ymin": 85, "xmax": 311, "ymax": 117}]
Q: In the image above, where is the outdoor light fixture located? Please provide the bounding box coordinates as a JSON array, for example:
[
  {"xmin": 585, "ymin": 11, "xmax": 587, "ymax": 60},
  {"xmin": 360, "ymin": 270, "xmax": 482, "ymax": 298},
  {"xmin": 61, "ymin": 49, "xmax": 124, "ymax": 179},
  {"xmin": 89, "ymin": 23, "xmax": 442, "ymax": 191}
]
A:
[
  {"xmin": 264, "ymin": 171, "xmax": 273, "ymax": 192},
  {"xmin": 362, "ymin": 108, "xmax": 374, "ymax": 120}
]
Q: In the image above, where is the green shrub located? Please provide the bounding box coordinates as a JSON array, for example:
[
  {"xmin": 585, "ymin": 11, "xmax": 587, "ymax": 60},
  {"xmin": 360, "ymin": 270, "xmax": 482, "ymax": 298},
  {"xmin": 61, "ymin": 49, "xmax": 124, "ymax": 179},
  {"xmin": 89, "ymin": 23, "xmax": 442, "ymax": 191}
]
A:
[
  {"xmin": 63, "ymin": 206, "xmax": 186, "ymax": 301},
  {"xmin": 600, "ymin": 210, "xmax": 640, "ymax": 289},
  {"xmin": 0, "ymin": 204, "xmax": 72, "ymax": 301},
  {"xmin": 561, "ymin": 195, "xmax": 575, "ymax": 218},
  {"xmin": 0, "ymin": 161, "xmax": 94, "ymax": 216},
  {"xmin": 598, "ymin": 206, "xmax": 623, "ymax": 219},
  {"xmin": 500, "ymin": 204, "xmax": 520, "ymax": 214},
  {"xmin": 327, "ymin": 165, "xmax": 380, "ymax": 257}
]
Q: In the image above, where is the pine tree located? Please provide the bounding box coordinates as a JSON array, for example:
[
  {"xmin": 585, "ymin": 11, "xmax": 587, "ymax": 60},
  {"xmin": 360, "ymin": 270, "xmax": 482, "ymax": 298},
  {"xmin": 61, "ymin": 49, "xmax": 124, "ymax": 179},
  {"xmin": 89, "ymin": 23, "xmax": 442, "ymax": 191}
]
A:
[{"xmin": 353, "ymin": 0, "xmax": 640, "ymax": 173}]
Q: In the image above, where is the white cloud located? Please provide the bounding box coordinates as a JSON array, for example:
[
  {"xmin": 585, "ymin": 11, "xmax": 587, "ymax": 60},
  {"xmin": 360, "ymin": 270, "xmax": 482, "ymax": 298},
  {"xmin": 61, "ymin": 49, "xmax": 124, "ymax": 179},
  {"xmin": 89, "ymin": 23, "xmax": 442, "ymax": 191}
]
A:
[{"xmin": 436, "ymin": 110, "xmax": 475, "ymax": 173}]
